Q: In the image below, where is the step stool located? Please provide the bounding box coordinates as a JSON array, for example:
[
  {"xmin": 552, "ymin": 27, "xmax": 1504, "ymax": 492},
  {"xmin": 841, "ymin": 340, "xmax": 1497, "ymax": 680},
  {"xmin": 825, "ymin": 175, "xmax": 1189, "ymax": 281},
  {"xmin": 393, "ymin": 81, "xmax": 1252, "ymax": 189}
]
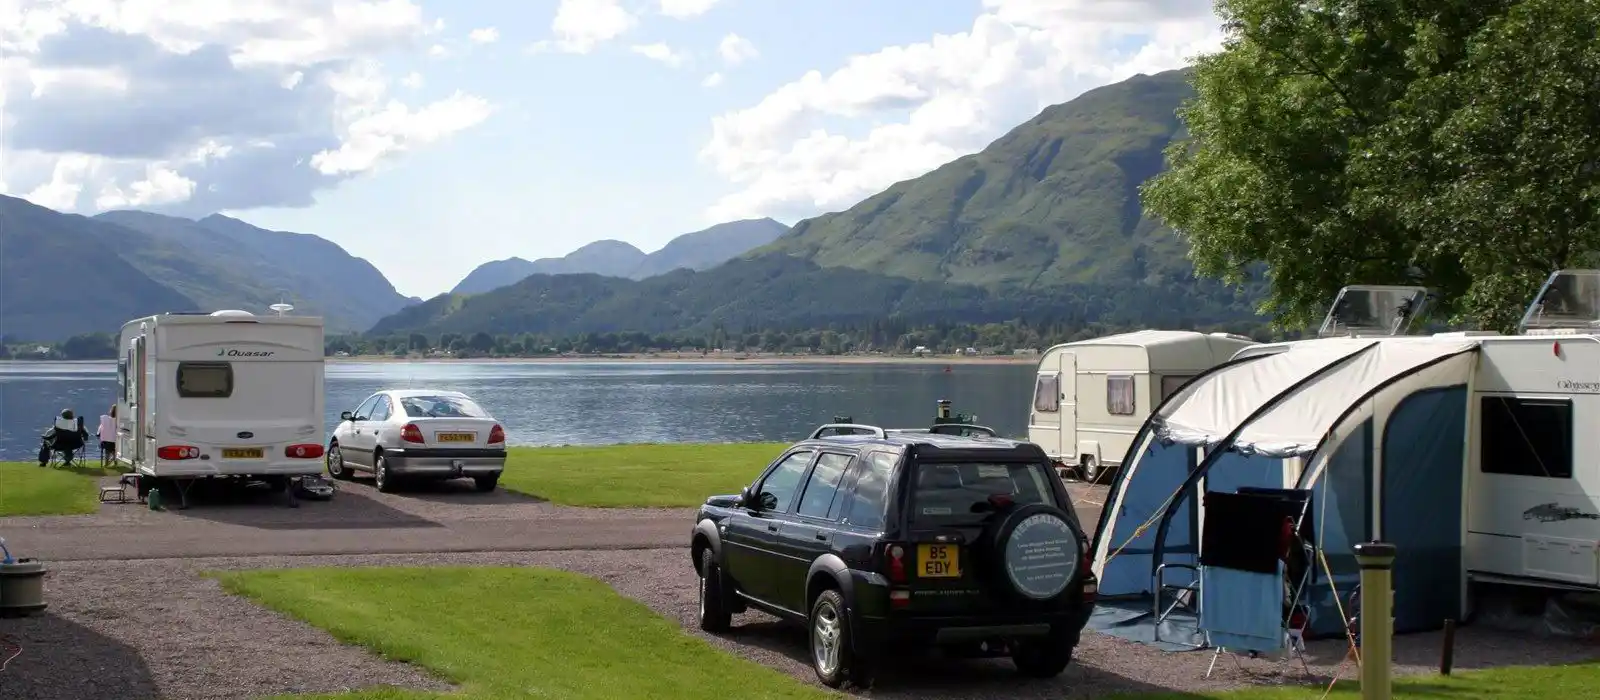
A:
[{"xmin": 99, "ymin": 474, "xmax": 142, "ymax": 504}]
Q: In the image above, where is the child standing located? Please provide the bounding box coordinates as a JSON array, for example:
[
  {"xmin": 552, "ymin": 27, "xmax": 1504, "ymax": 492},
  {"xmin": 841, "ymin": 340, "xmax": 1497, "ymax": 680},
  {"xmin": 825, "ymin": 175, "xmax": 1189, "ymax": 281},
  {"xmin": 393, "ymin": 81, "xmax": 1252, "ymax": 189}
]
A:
[{"xmin": 98, "ymin": 404, "xmax": 117, "ymax": 467}]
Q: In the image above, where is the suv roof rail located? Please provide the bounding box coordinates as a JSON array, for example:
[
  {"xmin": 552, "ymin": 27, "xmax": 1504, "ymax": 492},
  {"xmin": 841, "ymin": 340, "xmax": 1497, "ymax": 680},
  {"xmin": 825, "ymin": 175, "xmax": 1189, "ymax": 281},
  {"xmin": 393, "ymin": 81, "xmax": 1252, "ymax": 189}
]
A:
[
  {"xmin": 808, "ymin": 423, "xmax": 888, "ymax": 439},
  {"xmin": 926, "ymin": 423, "xmax": 998, "ymax": 437}
]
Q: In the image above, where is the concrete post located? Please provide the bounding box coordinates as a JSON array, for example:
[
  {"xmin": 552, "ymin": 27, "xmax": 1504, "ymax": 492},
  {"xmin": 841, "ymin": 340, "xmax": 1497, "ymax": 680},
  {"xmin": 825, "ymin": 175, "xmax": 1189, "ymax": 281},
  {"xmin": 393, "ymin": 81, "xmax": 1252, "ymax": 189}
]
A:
[{"xmin": 1353, "ymin": 541, "xmax": 1397, "ymax": 700}]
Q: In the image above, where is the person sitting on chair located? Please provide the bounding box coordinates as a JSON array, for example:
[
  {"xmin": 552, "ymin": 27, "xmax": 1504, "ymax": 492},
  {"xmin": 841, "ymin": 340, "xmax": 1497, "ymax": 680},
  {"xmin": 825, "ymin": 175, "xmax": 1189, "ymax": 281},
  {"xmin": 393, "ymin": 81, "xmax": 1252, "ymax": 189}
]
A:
[{"xmin": 38, "ymin": 408, "xmax": 88, "ymax": 467}]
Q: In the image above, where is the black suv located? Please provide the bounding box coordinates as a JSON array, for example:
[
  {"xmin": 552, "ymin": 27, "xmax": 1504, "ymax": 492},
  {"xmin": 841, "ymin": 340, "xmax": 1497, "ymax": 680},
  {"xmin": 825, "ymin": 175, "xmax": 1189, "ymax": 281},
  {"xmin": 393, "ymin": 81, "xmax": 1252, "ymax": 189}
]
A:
[{"xmin": 689, "ymin": 422, "xmax": 1097, "ymax": 689}]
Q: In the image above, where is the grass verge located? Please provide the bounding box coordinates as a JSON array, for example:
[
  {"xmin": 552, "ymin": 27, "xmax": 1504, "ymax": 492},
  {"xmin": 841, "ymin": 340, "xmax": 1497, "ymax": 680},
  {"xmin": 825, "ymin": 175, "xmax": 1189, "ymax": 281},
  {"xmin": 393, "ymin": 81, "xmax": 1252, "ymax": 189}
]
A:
[
  {"xmin": 1110, "ymin": 661, "xmax": 1600, "ymax": 699},
  {"xmin": 0, "ymin": 460, "xmax": 119, "ymax": 516},
  {"xmin": 214, "ymin": 566, "xmax": 830, "ymax": 700},
  {"xmin": 499, "ymin": 443, "xmax": 787, "ymax": 507}
]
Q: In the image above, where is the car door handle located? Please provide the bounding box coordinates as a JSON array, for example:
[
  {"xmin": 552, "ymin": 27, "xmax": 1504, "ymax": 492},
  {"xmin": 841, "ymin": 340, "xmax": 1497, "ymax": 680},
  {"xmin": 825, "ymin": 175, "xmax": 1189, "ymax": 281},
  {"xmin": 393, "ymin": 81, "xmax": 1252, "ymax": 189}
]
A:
[
  {"xmin": 766, "ymin": 524, "xmax": 780, "ymax": 532},
  {"xmin": 814, "ymin": 533, "xmax": 830, "ymax": 542}
]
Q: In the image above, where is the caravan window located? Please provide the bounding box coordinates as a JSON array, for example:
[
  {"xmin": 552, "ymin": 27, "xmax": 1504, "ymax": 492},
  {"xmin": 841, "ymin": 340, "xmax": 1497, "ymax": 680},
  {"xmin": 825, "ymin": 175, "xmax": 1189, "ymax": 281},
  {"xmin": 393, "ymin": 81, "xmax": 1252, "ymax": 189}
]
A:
[
  {"xmin": 1480, "ymin": 396, "xmax": 1572, "ymax": 479},
  {"xmin": 1107, "ymin": 375, "xmax": 1136, "ymax": 415},
  {"xmin": 1033, "ymin": 373, "xmax": 1060, "ymax": 412},
  {"xmin": 1160, "ymin": 375, "xmax": 1193, "ymax": 403},
  {"xmin": 118, "ymin": 358, "xmax": 129, "ymax": 402},
  {"xmin": 176, "ymin": 362, "xmax": 233, "ymax": 399}
]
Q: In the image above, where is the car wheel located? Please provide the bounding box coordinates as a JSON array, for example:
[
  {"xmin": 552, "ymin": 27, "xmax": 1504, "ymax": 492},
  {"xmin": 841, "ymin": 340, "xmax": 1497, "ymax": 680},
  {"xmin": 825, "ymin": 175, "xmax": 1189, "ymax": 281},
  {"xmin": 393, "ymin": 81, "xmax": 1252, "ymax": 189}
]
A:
[
  {"xmin": 1011, "ymin": 637, "xmax": 1074, "ymax": 678},
  {"xmin": 697, "ymin": 548, "xmax": 732, "ymax": 633},
  {"xmin": 474, "ymin": 474, "xmax": 499, "ymax": 492},
  {"xmin": 809, "ymin": 589, "xmax": 873, "ymax": 689},
  {"xmin": 326, "ymin": 443, "xmax": 349, "ymax": 480},
  {"xmin": 375, "ymin": 454, "xmax": 398, "ymax": 493}
]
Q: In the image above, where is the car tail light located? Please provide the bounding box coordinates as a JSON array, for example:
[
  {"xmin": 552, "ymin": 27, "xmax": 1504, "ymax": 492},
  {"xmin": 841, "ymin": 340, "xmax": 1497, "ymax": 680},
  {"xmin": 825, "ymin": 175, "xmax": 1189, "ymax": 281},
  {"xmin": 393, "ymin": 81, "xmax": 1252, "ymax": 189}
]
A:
[
  {"xmin": 401, "ymin": 423, "xmax": 425, "ymax": 444},
  {"xmin": 285, "ymin": 443, "xmax": 324, "ymax": 459},
  {"xmin": 1080, "ymin": 552, "xmax": 1097, "ymax": 602},
  {"xmin": 157, "ymin": 445, "xmax": 199, "ymax": 460},
  {"xmin": 885, "ymin": 543, "xmax": 908, "ymax": 584},
  {"xmin": 488, "ymin": 424, "xmax": 505, "ymax": 444}
]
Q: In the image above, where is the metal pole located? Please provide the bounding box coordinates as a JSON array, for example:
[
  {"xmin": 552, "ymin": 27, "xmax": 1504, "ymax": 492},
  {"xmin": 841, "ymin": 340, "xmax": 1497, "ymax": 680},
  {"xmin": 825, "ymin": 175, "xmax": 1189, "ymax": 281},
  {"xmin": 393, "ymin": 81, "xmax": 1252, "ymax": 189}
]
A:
[{"xmin": 1353, "ymin": 542, "xmax": 1396, "ymax": 700}]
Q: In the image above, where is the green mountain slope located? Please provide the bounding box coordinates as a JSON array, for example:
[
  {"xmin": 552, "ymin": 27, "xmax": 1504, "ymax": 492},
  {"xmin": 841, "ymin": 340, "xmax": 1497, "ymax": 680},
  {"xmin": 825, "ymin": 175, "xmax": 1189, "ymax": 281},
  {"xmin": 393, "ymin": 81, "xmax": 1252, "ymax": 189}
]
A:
[
  {"xmin": 0, "ymin": 196, "xmax": 198, "ymax": 341},
  {"xmin": 759, "ymin": 69, "xmax": 1196, "ymax": 288},
  {"xmin": 93, "ymin": 211, "xmax": 412, "ymax": 332}
]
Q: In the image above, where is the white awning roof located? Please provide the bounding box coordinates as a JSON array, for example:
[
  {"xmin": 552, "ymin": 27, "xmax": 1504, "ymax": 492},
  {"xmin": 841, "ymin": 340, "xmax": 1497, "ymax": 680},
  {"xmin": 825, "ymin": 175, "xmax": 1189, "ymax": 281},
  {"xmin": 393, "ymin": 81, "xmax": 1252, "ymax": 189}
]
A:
[{"xmin": 1154, "ymin": 337, "xmax": 1479, "ymax": 458}]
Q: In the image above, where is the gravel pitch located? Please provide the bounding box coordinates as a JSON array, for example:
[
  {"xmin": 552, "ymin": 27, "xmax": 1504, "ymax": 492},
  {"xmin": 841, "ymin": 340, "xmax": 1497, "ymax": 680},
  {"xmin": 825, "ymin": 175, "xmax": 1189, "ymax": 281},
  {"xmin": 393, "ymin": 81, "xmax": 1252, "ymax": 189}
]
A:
[{"xmin": 1, "ymin": 479, "xmax": 1597, "ymax": 699}]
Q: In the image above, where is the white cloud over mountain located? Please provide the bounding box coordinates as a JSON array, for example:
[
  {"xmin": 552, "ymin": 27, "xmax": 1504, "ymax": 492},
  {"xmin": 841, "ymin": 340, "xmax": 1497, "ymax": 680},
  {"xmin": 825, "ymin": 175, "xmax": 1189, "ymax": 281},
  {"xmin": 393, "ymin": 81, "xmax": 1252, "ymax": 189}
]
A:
[
  {"xmin": 699, "ymin": 0, "xmax": 1225, "ymax": 222},
  {"xmin": 0, "ymin": 0, "xmax": 491, "ymax": 215}
]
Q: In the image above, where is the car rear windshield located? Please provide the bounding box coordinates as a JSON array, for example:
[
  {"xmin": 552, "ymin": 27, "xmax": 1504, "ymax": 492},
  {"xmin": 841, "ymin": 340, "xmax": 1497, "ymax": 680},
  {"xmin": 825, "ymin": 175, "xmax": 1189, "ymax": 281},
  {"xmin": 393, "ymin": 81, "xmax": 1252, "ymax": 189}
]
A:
[
  {"xmin": 399, "ymin": 395, "xmax": 491, "ymax": 419},
  {"xmin": 910, "ymin": 462, "xmax": 1060, "ymax": 523}
]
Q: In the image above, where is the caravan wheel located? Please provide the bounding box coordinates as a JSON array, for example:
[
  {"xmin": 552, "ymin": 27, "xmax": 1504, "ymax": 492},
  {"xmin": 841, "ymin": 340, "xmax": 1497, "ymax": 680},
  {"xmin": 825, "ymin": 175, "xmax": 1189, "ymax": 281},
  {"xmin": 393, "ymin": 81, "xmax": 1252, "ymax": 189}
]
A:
[{"xmin": 1079, "ymin": 457, "xmax": 1100, "ymax": 483}]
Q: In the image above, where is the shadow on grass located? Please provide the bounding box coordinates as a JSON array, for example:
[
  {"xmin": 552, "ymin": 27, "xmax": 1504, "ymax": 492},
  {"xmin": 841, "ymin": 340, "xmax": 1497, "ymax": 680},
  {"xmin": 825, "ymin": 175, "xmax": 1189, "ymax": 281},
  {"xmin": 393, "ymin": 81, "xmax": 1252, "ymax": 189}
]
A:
[{"xmin": 0, "ymin": 612, "xmax": 158, "ymax": 700}]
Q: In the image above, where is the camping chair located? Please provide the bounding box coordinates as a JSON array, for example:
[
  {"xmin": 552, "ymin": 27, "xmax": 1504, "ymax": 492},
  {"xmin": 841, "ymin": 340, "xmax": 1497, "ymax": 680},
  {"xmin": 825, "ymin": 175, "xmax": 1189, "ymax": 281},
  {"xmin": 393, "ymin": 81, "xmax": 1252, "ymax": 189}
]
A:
[
  {"xmin": 41, "ymin": 422, "xmax": 88, "ymax": 468},
  {"xmin": 1192, "ymin": 488, "xmax": 1318, "ymax": 678}
]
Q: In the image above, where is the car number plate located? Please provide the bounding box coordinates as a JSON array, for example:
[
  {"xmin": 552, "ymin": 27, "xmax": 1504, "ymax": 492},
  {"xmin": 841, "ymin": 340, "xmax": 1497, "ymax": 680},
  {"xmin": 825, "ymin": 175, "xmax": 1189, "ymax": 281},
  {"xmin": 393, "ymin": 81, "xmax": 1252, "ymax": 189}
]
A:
[
  {"xmin": 222, "ymin": 447, "xmax": 264, "ymax": 459},
  {"xmin": 436, "ymin": 432, "xmax": 476, "ymax": 443},
  {"xmin": 918, "ymin": 544, "xmax": 961, "ymax": 578}
]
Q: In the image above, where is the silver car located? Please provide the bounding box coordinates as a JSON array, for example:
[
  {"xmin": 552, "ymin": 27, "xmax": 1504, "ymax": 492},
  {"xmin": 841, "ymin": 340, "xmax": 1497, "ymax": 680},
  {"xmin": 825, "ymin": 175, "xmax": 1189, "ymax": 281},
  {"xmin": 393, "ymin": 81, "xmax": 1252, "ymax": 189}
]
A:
[{"xmin": 326, "ymin": 389, "xmax": 507, "ymax": 493}]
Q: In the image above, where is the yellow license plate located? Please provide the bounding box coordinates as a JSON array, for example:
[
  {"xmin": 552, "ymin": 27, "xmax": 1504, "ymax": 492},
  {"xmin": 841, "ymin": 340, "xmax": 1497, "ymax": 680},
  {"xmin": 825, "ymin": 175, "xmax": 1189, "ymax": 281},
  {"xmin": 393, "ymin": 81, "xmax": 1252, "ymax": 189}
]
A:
[
  {"xmin": 436, "ymin": 432, "xmax": 476, "ymax": 443},
  {"xmin": 918, "ymin": 544, "xmax": 961, "ymax": 578},
  {"xmin": 222, "ymin": 448, "xmax": 264, "ymax": 459}
]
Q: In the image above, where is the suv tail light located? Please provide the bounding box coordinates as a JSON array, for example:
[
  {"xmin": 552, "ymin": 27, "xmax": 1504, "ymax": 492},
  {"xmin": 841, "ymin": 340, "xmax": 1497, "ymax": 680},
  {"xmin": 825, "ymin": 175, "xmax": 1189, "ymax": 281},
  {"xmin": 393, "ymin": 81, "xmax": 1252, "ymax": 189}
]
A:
[
  {"xmin": 488, "ymin": 424, "xmax": 505, "ymax": 444},
  {"xmin": 886, "ymin": 543, "xmax": 908, "ymax": 583},
  {"xmin": 285, "ymin": 443, "xmax": 324, "ymax": 459},
  {"xmin": 1080, "ymin": 552, "xmax": 1097, "ymax": 602},
  {"xmin": 401, "ymin": 423, "xmax": 425, "ymax": 444},
  {"xmin": 157, "ymin": 445, "xmax": 199, "ymax": 460}
]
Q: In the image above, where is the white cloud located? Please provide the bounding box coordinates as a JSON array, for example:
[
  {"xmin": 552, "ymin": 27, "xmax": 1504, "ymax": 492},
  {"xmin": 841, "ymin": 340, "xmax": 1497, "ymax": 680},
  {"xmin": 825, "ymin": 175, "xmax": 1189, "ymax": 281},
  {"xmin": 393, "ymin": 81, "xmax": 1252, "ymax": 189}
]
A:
[
  {"xmin": 700, "ymin": 0, "xmax": 1225, "ymax": 222},
  {"xmin": 544, "ymin": 0, "xmax": 637, "ymax": 54},
  {"xmin": 0, "ymin": 0, "xmax": 490, "ymax": 215},
  {"xmin": 702, "ymin": 72, "xmax": 724, "ymax": 88},
  {"xmin": 631, "ymin": 42, "xmax": 687, "ymax": 68},
  {"xmin": 468, "ymin": 27, "xmax": 499, "ymax": 44},
  {"xmin": 659, "ymin": 0, "xmax": 720, "ymax": 19},
  {"xmin": 400, "ymin": 71, "xmax": 424, "ymax": 88},
  {"xmin": 428, "ymin": 43, "xmax": 450, "ymax": 57},
  {"xmin": 717, "ymin": 33, "xmax": 757, "ymax": 66}
]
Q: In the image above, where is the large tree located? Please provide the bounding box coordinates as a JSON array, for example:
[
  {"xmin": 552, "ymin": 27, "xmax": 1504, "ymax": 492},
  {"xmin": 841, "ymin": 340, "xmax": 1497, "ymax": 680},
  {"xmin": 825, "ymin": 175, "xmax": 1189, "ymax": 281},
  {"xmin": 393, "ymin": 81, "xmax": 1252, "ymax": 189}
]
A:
[{"xmin": 1144, "ymin": 0, "xmax": 1600, "ymax": 331}]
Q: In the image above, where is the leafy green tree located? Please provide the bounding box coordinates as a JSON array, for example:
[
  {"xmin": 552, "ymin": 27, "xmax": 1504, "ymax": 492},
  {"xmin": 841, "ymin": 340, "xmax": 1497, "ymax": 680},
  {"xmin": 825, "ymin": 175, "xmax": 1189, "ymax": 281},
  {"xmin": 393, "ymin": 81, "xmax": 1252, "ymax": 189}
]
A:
[{"xmin": 1144, "ymin": 0, "xmax": 1599, "ymax": 331}]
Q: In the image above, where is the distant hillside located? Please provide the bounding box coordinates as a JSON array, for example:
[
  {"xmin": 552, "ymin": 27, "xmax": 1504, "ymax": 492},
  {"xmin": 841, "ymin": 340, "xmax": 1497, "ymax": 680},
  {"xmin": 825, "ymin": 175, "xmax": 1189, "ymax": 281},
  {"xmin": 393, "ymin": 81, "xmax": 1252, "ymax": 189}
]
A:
[
  {"xmin": 448, "ymin": 218, "xmax": 789, "ymax": 295},
  {"xmin": 370, "ymin": 69, "xmax": 1261, "ymax": 340},
  {"xmin": 0, "ymin": 195, "xmax": 198, "ymax": 341},
  {"xmin": 758, "ymin": 69, "xmax": 1197, "ymax": 288},
  {"xmin": 629, "ymin": 218, "xmax": 789, "ymax": 279},
  {"xmin": 372, "ymin": 254, "xmax": 1258, "ymax": 338},
  {"xmin": 93, "ymin": 211, "xmax": 412, "ymax": 332}
]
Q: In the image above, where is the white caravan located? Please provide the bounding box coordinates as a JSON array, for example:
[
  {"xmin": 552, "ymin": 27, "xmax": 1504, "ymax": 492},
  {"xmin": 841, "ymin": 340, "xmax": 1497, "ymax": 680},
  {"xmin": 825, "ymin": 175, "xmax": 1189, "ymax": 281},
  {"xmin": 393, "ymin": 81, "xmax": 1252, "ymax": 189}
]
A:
[
  {"xmin": 1028, "ymin": 330, "xmax": 1257, "ymax": 482},
  {"xmin": 116, "ymin": 307, "xmax": 326, "ymax": 502},
  {"xmin": 1090, "ymin": 274, "xmax": 1600, "ymax": 646}
]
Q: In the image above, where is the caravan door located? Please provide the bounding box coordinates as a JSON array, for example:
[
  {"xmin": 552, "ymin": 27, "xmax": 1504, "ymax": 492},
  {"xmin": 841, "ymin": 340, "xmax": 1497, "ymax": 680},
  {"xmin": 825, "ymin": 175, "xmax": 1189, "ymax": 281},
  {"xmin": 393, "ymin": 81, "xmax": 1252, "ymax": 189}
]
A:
[
  {"xmin": 1029, "ymin": 352, "xmax": 1077, "ymax": 462},
  {"xmin": 1059, "ymin": 352, "xmax": 1078, "ymax": 460}
]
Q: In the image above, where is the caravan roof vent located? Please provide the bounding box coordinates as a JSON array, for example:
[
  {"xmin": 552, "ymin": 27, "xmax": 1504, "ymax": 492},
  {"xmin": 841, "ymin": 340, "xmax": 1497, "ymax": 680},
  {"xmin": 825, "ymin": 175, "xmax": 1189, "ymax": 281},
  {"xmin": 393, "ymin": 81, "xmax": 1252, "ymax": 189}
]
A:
[
  {"xmin": 210, "ymin": 309, "xmax": 254, "ymax": 318},
  {"xmin": 268, "ymin": 303, "xmax": 295, "ymax": 317},
  {"xmin": 1519, "ymin": 270, "xmax": 1600, "ymax": 335},
  {"xmin": 1208, "ymin": 332, "xmax": 1254, "ymax": 341},
  {"xmin": 1317, "ymin": 285, "xmax": 1435, "ymax": 338}
]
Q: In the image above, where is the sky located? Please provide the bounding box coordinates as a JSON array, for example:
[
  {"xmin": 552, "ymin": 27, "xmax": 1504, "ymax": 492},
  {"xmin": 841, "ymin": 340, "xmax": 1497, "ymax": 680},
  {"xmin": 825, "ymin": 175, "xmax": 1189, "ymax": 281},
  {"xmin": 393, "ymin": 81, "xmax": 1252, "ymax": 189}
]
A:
[{"xmin": 0, "ymin": 0, "xmax": 1226, "ymax": 298}]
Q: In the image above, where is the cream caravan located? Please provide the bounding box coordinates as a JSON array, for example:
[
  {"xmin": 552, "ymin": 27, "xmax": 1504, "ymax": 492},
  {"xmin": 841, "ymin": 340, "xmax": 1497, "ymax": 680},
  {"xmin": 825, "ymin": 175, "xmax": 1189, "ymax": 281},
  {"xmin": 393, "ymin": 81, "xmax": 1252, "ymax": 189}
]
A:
[
  {"xmin": 1028, "ymin": 330, "xmax": 1257, "ymax": 482},
  {"xmin": 1088, "ymin": 273, "xmax": 1600, "ymax": 652},
  {"xmin": 116, "ymin": 306, "xmax": 326, "ymax": 505}
]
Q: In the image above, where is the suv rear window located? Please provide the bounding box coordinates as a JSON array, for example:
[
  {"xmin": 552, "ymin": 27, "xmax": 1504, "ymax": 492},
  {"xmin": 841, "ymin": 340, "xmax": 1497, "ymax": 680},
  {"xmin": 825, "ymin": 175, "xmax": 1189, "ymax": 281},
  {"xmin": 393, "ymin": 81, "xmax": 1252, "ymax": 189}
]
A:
[{"xmin": 911, "ymin": 462, "xmax": 1059, "ymax": 522}]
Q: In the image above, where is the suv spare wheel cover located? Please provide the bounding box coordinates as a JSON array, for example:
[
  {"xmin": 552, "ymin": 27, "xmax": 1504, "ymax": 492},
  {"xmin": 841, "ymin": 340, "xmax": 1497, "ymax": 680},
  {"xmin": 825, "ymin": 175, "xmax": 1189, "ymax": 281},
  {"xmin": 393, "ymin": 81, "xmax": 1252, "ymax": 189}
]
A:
[{"xmin": 1002, "ymin": 510, "xmax": 1079, "ymax": 600}]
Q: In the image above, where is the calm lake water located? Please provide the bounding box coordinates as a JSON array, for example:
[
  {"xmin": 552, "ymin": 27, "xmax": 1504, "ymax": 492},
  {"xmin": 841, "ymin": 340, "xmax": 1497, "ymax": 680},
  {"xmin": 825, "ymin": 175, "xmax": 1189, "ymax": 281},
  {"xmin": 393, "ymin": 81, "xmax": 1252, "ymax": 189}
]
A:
[{"xmin": 0, "ymin": 360, "xmax": 1035, "ymax": 461}]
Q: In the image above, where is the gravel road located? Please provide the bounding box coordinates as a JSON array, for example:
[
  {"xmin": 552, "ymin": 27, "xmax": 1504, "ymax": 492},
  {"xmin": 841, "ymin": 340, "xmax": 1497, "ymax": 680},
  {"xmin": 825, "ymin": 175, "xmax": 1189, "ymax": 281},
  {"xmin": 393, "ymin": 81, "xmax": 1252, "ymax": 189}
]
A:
[{"xmin": 1, "ymin": 479, "xmax": 1595, "ymax": 699}]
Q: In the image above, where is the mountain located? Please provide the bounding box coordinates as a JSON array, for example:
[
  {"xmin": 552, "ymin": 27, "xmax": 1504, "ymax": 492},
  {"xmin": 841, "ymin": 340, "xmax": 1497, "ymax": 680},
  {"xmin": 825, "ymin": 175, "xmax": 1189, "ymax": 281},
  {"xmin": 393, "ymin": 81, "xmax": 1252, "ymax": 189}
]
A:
[
  {"xmin": 369, "ymin": 69, "xmax": 1256, "ymax": 340},
  {"xmin": 628, "ymin": 218, "xmax": 789, "ymax": 279},
  {"xmin": 92, "ymin": 211, "xmax": 412, "ymax": 332},
  {"xmin": 372, "ymin": 254, "xmax": 1256, "ymax": 338},
  {"xmin": 0, "ymin": 195, "xmax": 198, "ymax": 341},
  {"xmin": 757, "ymin": 69, "xmax": 1196, "ymax": 288},
  {"xmin": 448, "ymin": 218, "xmax": 790, "ymax": 295}
]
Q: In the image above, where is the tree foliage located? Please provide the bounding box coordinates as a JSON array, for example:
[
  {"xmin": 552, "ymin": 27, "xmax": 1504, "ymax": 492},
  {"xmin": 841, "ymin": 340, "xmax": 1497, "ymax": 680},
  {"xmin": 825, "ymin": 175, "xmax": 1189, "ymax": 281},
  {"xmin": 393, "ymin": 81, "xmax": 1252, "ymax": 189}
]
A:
[{"xmin": 1143, "ymin": 0, "xmax": 1600, "ymax": 332}]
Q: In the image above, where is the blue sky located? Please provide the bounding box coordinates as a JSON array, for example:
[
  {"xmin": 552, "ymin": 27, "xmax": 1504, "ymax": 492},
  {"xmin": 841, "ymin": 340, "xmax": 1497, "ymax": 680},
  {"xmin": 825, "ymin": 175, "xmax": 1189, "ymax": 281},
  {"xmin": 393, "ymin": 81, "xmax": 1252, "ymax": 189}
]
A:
[{"xmin": 1, "ymin": 0, "xmax": 1223, "ymax": 297}]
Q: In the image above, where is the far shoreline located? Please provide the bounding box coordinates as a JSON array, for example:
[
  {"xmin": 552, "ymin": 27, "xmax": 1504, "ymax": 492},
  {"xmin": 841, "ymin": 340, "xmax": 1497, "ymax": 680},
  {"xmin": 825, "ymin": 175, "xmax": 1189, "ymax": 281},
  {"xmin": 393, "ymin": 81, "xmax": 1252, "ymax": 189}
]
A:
[{"xmin": 326, "ymin": 353, "xmax": 1038, "ymax": 365}]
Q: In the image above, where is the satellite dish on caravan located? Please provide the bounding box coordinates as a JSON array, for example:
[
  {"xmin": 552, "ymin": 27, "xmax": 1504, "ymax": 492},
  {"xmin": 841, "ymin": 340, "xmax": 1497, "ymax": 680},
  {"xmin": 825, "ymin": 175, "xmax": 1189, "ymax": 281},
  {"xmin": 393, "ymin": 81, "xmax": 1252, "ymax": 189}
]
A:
[{"xmin": 268, "ymin": 303, "xmax": 295, "ymax": 317}]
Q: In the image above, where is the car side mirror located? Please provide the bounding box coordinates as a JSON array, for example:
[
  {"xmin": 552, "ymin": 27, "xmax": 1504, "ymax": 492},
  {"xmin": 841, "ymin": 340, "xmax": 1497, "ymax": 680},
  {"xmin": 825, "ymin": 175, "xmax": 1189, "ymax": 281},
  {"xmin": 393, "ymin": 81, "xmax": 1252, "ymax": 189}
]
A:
[
  {"xmin": 741, "ymin": 486, "xmax": 758, "ymax": 511},
  {"xmin": 340, "ymin": 411, "xmax": 354, "ymax": 422}
]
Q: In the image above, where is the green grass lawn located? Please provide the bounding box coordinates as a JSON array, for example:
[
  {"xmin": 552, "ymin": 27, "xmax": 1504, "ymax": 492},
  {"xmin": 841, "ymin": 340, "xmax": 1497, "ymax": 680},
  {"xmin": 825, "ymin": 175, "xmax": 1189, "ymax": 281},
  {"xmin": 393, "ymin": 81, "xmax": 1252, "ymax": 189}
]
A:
[
  {"xmin": 215, "ymin": 566, "xmax": 830, "ymax": 700},
  {"xmin": 0, "ymin": 460, "xmax": 119, "ymax": 516},
  {"xmin": 499, "ymin": 443, "xmax": 787, "ymax": 507},
  {"xmin": 1111, "ymin": 660, "xmax": 1600, "ymax": 698}
]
